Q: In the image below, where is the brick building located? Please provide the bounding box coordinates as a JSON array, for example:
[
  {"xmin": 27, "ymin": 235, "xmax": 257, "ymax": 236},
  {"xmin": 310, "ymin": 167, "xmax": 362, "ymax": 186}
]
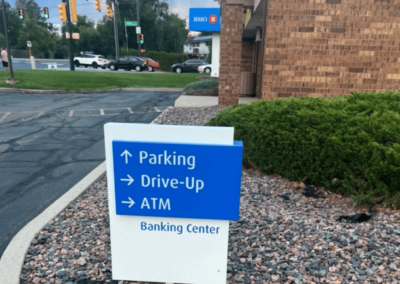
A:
[{"xmin": 217, "ymin": 0, "xmax": 400, "ymax": 105}]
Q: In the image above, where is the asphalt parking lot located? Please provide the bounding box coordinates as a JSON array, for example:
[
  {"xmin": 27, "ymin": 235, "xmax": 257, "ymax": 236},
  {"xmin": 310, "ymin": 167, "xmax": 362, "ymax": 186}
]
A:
[{"xmin": 0, "ymin": 90, "xmax": 181, "ymax": 258}]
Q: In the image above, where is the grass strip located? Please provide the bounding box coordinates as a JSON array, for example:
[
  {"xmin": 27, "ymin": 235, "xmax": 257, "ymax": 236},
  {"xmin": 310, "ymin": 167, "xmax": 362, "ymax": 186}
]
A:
[{"xmin": 0, "ymin": 70, "xmax": 200, "ymax": 90}]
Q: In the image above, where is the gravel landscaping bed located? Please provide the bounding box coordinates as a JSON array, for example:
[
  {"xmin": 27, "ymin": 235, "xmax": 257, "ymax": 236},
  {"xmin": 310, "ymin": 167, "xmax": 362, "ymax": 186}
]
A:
[
  {"xmin": 152, "ymin": 105, "xmax": 228, "ymax": 126},
  {"xmin": 20, "ymin": 107, "xmax": 400, "ymax": 284}
]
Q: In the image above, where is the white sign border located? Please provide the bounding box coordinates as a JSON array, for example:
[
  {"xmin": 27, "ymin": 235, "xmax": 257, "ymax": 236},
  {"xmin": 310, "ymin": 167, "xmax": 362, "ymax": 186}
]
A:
[{"xmin": 104, "ymin": 123, "xmax": 235, "ymax": 284}]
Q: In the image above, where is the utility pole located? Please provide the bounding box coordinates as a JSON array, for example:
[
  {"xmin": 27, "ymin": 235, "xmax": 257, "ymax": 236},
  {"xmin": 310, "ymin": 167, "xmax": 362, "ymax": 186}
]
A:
[
  {"xmin": 65, "ymin": 0, "xmax": 75, "ymax": 71},
  {"xmin": 136, "ymin": 0, "xmax": 140, "ymax": 57},
  {"xmin": 1, "ymin": 0, "xmax": 15, "ymax": 81},
  {"xmin": 125, "ymin": 17, "xmax": 128, "ymax": 54},
  {"xmin": 112, "ymin": 0, "xmax": 119, "ymax": 59}
]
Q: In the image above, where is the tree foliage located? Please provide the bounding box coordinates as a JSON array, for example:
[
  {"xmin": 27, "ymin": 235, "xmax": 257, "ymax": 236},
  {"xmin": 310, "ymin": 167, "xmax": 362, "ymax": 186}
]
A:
[
  {"xmin": 15, "ymin": 0, "xmax": 44, "ymax": 23},
  {"xmin": 17, "ymin": 16, "xmax": 56, "ymax": 54},
  {"xmin": 0, "ymin": 1, "xmax": 23, "ymax": 47},
  {"xmin": 0, "ymin": 0, "xmax": 188, "ymax": 58},
  {"xmin": 97, "ymin": 0, "xmax": 187, "ymax": 56}
]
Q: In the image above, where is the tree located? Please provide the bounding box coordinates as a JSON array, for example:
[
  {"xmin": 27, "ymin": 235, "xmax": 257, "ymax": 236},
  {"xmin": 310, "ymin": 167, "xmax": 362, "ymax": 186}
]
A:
[
  {"xmin": 14, "ymin": 0, "xmax": 45, "ymax": 23},
  {"xmin": 157, "ymin": 13, "xmax": 187, "ymax": 53},
  {"xmin": 0, "ymin": 33, "xmax": 5, "ymax": 47},
  {"xmin": 76, "ymin": 26, "xmax": 100, "ymax": 54},
  {"xmin": 54, "ymin": 37, "xmax": 68, "ymax": 59},
  {"xmin": 96, "ymin": 18, "xmax": 116, "ymax": 57},
  {"xmin": 98, "ymin": 0, "xmax": 187, "ymax": 56},
  {"xmin": 0, "ymin": 1, "xmax": 23, "ymax": 48},
  {"xmin": 17, "ymin": 16, "xmax": 56, "ymax": 56}
]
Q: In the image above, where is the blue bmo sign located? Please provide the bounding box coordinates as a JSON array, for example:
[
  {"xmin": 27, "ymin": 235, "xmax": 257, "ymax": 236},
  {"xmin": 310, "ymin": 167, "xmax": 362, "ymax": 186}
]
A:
[
  {"xmin": 189, "ymin": 8, "xmax": 221, "ymax": 32},
  {"xmin": 112, "ymin": 140, "xmax": 243, "ymax": 220}
]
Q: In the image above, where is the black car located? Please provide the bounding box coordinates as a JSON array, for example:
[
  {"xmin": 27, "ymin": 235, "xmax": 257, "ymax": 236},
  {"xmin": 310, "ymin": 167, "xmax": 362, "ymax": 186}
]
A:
[
  {"xmin": 171, "ymin": 59, "xmax": 209, "ymax": 73},
  {"xmin": 107, "ymin": 56, "xmax": 147, "ymax": 72}
]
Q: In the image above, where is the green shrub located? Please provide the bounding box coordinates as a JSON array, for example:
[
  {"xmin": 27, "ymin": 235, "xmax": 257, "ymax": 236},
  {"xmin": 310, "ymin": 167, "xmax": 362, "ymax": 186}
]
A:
[
  {"xmin": 183, "ymin": 79, "xmax": 218, "ymax": 91},
  {"xmin": 206, "ymin": 92, "xmax": 400, "ymax": 209},
  {"xmin": 120, "ymin": 48, "xmax": 139, "ymax": 57},
  {"xmin": 116, "ymin": 49, "xmax": 188, "ymax": 71},
  {"xmin": 145, "ymin": 51, "xmax": 188, "ymax": 71}
]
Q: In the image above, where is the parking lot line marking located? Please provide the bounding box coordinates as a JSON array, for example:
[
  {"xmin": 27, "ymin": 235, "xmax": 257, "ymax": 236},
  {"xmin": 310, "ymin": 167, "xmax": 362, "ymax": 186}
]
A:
[
  {"xmin": 0, "ymin": 112, "xmax": 10, "ymax": 122},
  {"xmin": 154, "ymin": 107, "xmax": 161, "ymax": 112},
  {"xmin": 69, "ymin": 110, "xmax": 74, "ymax": 117},
  {"xmin": 127, "ymin": 108, "xmax": 134, "ymax": 114},
  {"xmin": 100, "ymin": 109, "xmax": 105, "ymax": 116}
]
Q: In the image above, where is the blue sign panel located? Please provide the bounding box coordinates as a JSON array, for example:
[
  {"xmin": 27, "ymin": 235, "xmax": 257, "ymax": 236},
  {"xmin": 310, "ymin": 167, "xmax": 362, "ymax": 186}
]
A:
[
  {"xmin": 112, "ymin": 141, "xmax": 243, "ymax": 220},
  {"xmin": 189, "ymin": 8, "xmax": 221, "ymax": 32}
]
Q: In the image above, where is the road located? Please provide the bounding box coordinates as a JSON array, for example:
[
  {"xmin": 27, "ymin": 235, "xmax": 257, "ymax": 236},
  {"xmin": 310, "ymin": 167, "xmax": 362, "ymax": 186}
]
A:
[
  {"xmin": 0, "ymin": 90, "xmax": 181, "ymax": 258},
  {"xmin": 7, "ymin": 59, "xmax": 165, "ymax": 73},
  {"xmin": 9, "ymin": 59, "xmax": 69, "ymax": 70}
]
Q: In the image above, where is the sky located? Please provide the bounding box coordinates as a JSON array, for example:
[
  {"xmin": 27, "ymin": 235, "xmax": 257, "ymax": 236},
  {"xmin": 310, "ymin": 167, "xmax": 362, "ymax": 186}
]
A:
[{"xmin": 9, "ymin": 0, "xmax": 220, "ymax": 25}]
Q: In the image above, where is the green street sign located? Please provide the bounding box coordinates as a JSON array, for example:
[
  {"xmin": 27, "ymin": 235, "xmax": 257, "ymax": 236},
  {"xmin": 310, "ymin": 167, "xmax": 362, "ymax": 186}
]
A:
[{"xmin": 125, "ymin": 21, "xmax": 137, "ymax": 26}]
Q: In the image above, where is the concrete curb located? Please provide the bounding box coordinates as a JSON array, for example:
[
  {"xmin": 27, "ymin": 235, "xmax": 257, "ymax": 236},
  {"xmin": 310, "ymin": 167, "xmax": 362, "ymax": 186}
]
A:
[
  {"xmin": 0, "ymin": 87, "xmax": 183, "ymax": 94},
  {"xmin": 0, "ymin": 162, "xmax": 106, "ymax": 284},
  {"xmin": 174, "ymin": 95, "xmax": 259, "ymax": 107},
  {"xmin": 150, "ymin": 106, "xmax": 174, "ymax": 124}
]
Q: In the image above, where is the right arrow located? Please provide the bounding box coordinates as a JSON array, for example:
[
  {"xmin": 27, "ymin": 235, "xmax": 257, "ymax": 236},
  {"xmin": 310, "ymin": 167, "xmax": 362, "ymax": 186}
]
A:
[
  {"xmin": 121, "ymin": 197, "xmax": 135, "ymax": 208},
  {"xmin": 121, "ymin": 174, "xmax": 134, "ymax": 186}
]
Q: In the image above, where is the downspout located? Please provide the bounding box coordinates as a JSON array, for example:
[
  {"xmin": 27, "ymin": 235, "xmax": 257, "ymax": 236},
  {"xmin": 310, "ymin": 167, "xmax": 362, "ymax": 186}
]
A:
[{"xmin": 258, "ymin": 0, "xmax": 269, "ymax": 98}]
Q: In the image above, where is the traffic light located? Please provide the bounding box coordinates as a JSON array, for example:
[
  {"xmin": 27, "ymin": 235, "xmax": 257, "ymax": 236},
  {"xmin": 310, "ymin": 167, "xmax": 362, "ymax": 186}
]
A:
[
  {"xmin": 70, "ymin": 0, "xmax": 77, "ymax": 23},
  {"xmin": 58, "ymin": 3, "xmax": 67, "ymax": 22},
  {"xmin": 106, "ymin": 4, "xmax": 113, "ymax": 18},
  {"xmin": 43, "ymin": 7, "xmax": 49, "ymax": 19},
  {"xmin": 95, "ymin": 0, "xmax": 101, "ymax": 12},
  {"xmin": 18, "ymin": 9, "xmax": 24, "ymax": 20},
  {"xmin": 140, "ymin": 34, "xmax": 144, "ymax": 44}
]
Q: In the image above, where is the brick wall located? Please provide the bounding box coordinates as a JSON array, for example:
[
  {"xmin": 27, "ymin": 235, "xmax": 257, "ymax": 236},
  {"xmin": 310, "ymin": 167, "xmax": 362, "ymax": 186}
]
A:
[
  {"xmin": 218, "ymin": 0, "xmax": 244, "ymax": 105},
  {"xmin": 261, "ymin": 0, "xmax": 400, "ymax": 99}
]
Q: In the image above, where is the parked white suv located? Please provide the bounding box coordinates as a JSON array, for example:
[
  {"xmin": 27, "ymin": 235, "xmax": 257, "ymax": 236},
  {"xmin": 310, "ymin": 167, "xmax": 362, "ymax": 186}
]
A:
[{"xmin": 74, "ymin": 54, "xmax": 107, "ymax": 69}]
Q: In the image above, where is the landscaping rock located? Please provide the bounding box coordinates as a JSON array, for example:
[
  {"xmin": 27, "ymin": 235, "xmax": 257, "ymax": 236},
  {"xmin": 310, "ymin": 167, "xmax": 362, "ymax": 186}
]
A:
[
  {"xmin": 152, "ymin": 105, "xmax": 227, "ymax": 126},
  {"xmin": 183, "ymin": 86, "xmax": 218, "ymax": 96},
  {"xmin": 20, "ymin": 106, "xmax": 400, "ymax": 284}
]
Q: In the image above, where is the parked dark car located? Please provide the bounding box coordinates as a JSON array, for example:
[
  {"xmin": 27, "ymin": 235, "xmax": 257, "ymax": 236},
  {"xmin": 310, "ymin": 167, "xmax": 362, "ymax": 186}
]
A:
[
  {"xmin": 170, "ymin": 59, "xmax": 209, "ymax": 73},
  {"xmin": 107, "ymin": 56, "xmax": 147, "ymax": 72}
]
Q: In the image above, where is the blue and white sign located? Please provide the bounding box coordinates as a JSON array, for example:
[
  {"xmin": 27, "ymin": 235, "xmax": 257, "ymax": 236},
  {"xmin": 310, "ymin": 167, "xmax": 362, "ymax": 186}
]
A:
[
  {"xmin": 105, "ymin": 123, "xmax": 241, "ymax": 284},
  {"xmin": 189, "ymin": 8, "xmax": 221, "ymax": 32},
  {"xmin": 113, "ymin": 140, "xmax": 243, "ymax": 220}
]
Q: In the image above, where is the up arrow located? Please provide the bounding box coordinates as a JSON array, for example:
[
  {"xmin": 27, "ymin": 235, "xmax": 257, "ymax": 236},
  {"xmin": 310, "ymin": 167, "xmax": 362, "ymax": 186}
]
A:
[
  {"xmin": 122, "ymin": 197, "xmax": 135, "ymax": 208},
  {"xmin": 121, "ymin": 150, "xmax": 132, "ymax": 164},
  {"xmin": 121, "ymin": 174, "xmax": 134, "ymax": 186}
]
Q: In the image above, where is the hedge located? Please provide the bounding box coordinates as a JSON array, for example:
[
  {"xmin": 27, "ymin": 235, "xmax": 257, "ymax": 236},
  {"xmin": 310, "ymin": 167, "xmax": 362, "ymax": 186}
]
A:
[
  {"xmin": 206, "ymin": 92, "xmax": 400, "ymax": 209},
  {"xmin": 183, "ymin": 79, "xmax": 218, "ymax": 91},
  {"xmin": 145, "ymin": 51, "xmax": 188, "ymax": 71},
  {"xmin": 120, "ymin": 48, "xmax": 139, "ymax": 57},
  {"xmin": 116, "ymin": 49, "xmax": 188, "ymax": 71}
]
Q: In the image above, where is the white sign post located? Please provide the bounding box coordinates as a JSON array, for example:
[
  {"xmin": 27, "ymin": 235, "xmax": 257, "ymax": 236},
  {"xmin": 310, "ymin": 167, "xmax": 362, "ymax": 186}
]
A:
[
  {"xmin": 26, "ymin": 41, "xmax": 36, "ymax": 70},
  {"xmin": 136, "ymin": 26, "xmax": 141, "ymax": 34},
  {"xmin": 104, "ymin": 123, "xmax": 243, "ymax": 284}
]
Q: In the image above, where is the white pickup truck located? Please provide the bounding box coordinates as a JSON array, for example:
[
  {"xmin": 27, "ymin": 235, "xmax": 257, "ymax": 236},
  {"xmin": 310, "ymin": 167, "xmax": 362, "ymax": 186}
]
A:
[{"xmin": 73, "ymin": 54, "xmax": 107, "ymax": 69}]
